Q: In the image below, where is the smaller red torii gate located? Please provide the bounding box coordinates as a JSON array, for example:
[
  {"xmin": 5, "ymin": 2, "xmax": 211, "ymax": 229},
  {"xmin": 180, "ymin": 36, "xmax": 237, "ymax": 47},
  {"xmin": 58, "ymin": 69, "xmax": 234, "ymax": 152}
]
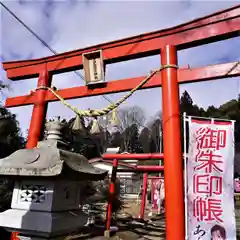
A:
[{"xmin": 101, "ymin": 153, "xmax": 164, "ymax": 235}]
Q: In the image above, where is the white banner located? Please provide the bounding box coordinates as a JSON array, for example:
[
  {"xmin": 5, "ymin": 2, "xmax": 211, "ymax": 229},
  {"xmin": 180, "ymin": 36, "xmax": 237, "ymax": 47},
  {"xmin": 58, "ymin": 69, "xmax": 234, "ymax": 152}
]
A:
[{"xmin": 187, "ymin": 118, "xmax": 236, "ymax": 240}]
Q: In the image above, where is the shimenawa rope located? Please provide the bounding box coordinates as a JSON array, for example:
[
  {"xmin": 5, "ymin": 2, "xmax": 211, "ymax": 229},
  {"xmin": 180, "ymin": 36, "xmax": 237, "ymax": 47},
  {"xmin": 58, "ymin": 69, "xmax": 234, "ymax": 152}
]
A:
[{"xmin": 34, "ymin": 64, "xmax": 178, "ymax": 119}]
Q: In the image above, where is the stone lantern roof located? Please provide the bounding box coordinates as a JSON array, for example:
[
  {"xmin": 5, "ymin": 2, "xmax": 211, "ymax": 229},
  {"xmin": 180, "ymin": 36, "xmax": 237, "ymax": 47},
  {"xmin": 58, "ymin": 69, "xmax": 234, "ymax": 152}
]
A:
[{"xmin": 0, "ymin": 119, "xmax": 108, "ymax": 181}]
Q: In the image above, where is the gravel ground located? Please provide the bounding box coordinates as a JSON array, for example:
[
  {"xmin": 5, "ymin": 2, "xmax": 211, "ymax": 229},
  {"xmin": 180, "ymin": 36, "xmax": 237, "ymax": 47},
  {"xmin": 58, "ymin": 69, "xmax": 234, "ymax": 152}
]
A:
[{"xmin": 70, "ymin": 201, "xmax": 240, "ymax": 239}]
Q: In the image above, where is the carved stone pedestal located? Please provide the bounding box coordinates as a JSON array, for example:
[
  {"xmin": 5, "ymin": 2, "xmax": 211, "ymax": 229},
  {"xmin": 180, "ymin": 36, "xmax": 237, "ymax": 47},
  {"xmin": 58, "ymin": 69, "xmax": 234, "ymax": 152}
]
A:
[{"xmin": 0, "ymin": 180, "xmax": 88, "ymax": 239}]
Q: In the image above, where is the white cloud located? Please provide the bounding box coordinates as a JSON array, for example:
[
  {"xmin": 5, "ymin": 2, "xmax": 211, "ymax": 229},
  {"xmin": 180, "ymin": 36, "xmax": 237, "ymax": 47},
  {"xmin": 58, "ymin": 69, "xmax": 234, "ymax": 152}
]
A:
[{"xmin": 0, "ymin": 0, "xmax": 239, "ymax": 136}]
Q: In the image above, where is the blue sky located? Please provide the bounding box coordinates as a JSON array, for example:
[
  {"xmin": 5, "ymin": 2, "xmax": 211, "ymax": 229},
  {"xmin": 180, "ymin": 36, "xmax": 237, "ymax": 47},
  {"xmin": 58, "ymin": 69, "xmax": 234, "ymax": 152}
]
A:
[{"xmin": 0, "ymin": 0, "xmax": 239, "ymax": 136}]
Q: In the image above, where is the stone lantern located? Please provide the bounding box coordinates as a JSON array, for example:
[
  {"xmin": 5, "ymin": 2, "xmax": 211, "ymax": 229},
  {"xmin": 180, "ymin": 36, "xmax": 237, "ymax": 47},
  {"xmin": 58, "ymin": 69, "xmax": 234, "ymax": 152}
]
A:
[{"xmin": 0, "ymin": 119, "xmax": 108, "ymax": 240}]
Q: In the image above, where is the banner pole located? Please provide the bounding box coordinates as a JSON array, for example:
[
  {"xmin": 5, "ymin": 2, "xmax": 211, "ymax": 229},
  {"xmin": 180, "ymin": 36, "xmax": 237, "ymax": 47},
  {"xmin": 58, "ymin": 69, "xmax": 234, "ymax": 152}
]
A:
[{"xmin": 183, "ymin": 112, "xmax": 189, "ymax": 240}]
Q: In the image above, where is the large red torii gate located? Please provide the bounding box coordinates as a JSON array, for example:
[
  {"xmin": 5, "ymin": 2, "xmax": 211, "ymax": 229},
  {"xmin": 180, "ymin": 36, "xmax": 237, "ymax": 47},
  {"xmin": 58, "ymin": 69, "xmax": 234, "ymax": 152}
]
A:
[{"xmin": 2, "ymin": 5, "xmax": 240, "ymax": 240}]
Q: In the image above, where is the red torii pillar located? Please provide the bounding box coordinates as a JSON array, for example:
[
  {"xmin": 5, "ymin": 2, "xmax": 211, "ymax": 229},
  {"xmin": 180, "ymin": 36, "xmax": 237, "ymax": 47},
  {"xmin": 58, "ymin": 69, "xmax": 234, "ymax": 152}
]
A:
[
  {"xmin": 26, "ymin": 65, "xmax": 51, "ymax": 148},
  {"xmin": 161, "ymin": 45, "xmax": 185, "ymax": 239}
]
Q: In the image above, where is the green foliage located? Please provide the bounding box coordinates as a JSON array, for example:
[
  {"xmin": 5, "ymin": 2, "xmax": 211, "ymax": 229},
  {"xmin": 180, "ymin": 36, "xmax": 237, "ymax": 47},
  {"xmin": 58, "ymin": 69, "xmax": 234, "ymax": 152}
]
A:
[
  {"xmin": 0, "ymin": 107, "xmax": 25, "ymax": 158},
  {"xmin": 139, "ymin": 127, "xmax": 151, "ymax": 153},
  {"xmin": 180, "ymin": 90, "xmax": 240, "ymax": 144},
  {"xmin": 0, "ymin": 105, "xmax": 25, "ymax": 231},
  {"xmin": 109, "ymin": 131, "xmax": 123, "ymax": 148},
  {"xmin": 122, "ymin": 123, "xmax": 143, "ymax": 153},
  {"xmin": 61, "ymin": 117, "xmax": 105, "ymax": 159}
]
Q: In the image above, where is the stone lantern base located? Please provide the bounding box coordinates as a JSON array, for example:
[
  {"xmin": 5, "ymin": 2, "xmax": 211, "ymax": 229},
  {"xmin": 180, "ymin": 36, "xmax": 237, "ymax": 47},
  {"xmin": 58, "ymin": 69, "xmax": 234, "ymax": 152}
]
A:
[
  {"xmin": 0, "ymin": 180, "xmax": 88, "ymax": 239},
  {"xmin": 0, "ymin": 209, "xmax": 87, "ymax": 239}
]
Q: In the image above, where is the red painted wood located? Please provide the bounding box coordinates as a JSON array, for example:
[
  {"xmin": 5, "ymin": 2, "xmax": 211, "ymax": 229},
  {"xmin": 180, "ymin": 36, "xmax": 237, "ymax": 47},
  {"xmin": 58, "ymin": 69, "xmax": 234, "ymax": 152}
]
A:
[
  {"xmin": 26, "ymin": 67, "xmax": 51, "ymax": 148},
  {"xmin": 89, "ymin": 158, "xmax": 164, "ymax": 171},
  {"xmin": 2, "ymin": 5, "xmax": 239, "ymax": 79},
  {"xmin": 105, "ymin": 159, "xmax": 119, "ymax": 231},
  {"xmin": 103, "ymin": 153, "xmax": 164, "ymax": 160},
  {"xmin": 4, "ymin": 4, "xmax": 239, "ymax": 70},
  {"xmin": 140, "ymin": 173, "xmax": 148, "ymax": 219},
  {"xmin": 5, "ymin": 62, "xmax": 240, "ymax": 107},
  {"xmin": 161, "ymin": 45, "xmax": 184, "ymax": 239}
]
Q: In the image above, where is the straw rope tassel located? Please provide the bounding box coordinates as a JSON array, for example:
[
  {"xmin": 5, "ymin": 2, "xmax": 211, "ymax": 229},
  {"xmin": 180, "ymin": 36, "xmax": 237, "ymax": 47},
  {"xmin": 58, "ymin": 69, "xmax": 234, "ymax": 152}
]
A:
[
  {"xmin": 71, "ymin": 114, "xmax": 85, "ymax": 132},
  {"xmin": 110, "ymin": 108, "xmax": 120, "ymax": 125},
  {"xmin": 90, "ymin": 118, "xmax": 101, "ymax": 134}
]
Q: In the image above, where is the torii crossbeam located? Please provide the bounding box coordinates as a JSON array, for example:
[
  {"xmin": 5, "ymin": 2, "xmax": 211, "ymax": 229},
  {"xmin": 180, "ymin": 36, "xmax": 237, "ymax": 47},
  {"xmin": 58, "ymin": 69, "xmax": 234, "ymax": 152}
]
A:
[{"xmin": 2, "ymin": 4, "xmax": 240, "ymax": 240}]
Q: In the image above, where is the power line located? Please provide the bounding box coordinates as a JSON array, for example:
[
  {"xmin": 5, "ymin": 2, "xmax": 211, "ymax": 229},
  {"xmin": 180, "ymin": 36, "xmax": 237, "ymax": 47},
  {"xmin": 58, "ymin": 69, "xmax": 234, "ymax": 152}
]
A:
[
  {"xmin": 0, "ymin": 1, "xmax": 114, "ymax": 105},
  {"xmin": 0, "ymin": 2, "xmax": 57, "ymax": 55}
]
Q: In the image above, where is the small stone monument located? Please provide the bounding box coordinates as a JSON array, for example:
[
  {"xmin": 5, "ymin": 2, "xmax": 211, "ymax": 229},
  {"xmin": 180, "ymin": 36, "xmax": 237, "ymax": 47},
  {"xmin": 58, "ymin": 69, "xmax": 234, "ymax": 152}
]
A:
[{"xmin": 0, "ymin": 119, "xmax": 108, "ymax": 240}]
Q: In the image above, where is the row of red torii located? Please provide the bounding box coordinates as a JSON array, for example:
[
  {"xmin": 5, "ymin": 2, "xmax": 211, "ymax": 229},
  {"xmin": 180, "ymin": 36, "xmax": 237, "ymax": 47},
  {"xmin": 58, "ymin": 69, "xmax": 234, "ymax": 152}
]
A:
[{"xmin": 3, "ymin": 5, "xmax": 240, "ymax": 240}]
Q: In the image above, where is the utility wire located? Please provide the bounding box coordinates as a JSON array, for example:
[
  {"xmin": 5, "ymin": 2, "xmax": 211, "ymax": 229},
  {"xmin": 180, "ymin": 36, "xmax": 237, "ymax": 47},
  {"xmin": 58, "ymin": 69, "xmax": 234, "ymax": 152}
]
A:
[
  {"xmin": 0, "ymin": 2, "xmax": 57, "ymax": 55},
  {"xmin": 0, "ymin": 1, "xmax": 147, "ymax": 135},
  {"xmin": 0, "ymin": 1, "xmax": 115, "ymax": 106}
]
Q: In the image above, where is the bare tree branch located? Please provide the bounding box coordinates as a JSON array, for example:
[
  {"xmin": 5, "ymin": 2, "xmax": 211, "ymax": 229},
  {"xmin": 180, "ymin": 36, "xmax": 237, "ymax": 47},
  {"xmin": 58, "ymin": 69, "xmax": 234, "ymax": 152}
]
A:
[{"xmin": 115, "ymin": 106, "xmax": 146, "ymax": 132}]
